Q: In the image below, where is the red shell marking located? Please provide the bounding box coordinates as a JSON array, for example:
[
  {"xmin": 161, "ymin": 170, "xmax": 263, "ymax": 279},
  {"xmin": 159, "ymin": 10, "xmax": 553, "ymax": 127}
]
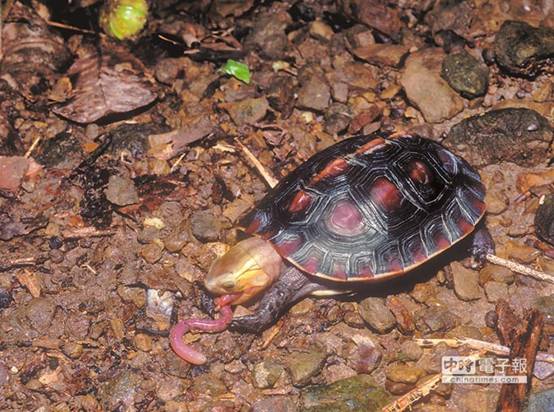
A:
[
  {"xmin": 288, "ymin": 190, "xmax": 312, "ymax": 213},
  {"xmin": 457, "ymin": 215, "xmax": 475, "ymax": 235},
  {"xmin": 273, "ymin": 234, "xmax": 304, "ymax": 256},
  {"xmin": 326, "ymin": 200, "xmax": 366, "ymax": 236},
  {"xmin": 433, "ymin": 231, "xmax": 451, "ymax": 250},
  {"xmin": 408, "ymin": 160, "xmax": 432, "ymax": 185},
  {"xmin": 245, "ymin": 216, "xmax": 262, "ymax": 234},
  {"xmin": 302, "ymin": 256, "xmax": 320, "ymax": 274},
  {"xmin": 310, "ymin": 158, "xmax": 349, "ymax": 185},
  {"xmin": 240, "ymin": 134, "xmax": 487, "ymax": 282},
  {"xmin": 355, "ymin": 137, "xmax": 386, "ymax": 155},
  {"xmin": 370, "ymin": 177, "xmax": 404, "ymax": 212}
]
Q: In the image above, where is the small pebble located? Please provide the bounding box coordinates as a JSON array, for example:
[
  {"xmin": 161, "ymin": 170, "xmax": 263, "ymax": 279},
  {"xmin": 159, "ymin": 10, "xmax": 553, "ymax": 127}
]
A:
[
  {"xmin": 485, "ymin": 310, "xmax": 498, "ymax": 329},
  {"xmin": 146, "ymin": 289, "xmax": 174, "ymax": 324},
  {"xmin": 286, "ymin": 348, "xmax": 327, "ymax": 387},
  {"xmin": 385, "ymin": 380, "xmax": 415, "ymax": 395},
  {"xmin": 62, "ymin": 342, "xmax": 83, "ymax": 359},
  {"xmin": 297, "ymin": 72, "xmax": 331, "ymax": 112},
  {"xmin": 140, "ymin": 243, "xmax": 164, "ymax": 264},
  {"xmin": 105, "ymin": 175, "xmax": 139, "ymax": 206},
  {"xmin": 451, "ymin": 262, "xmax": 482, "ymax": 301},
  {"xmin": 484, "ymin": 281, "xmax": 509, "ymax": 303},
  {"xmin": 358, "ymin": 297, "xmax": 397, "ymax": 333},
  {"xmin": 0, "ymin": 289, "xmax": 12, "ymax": 309},
  {"xmin": 48, "ymin": 236, "xmax": 63, "ymax": 249},
  {"xmin": 309, "ymin": 20, "xmax": 334, "ymax": 41},
  {"xmin": 117, "ymin": 286, "xmax": 146, "ymax": 308},
  {"xmin": 49, "ymin": 249, "xmax": 64, "ymax": 264},
  {"xmin": 290, "ymin": 298, "xmax": 314, "ymax": 315},
  {"xmin": 398, "ymin": 340, "xmax": 423, "ymax": 362},
  {"xmin": 190, "ymin": 210, "xmax": 224, "ymax": 242},
  {"xmin": 134, "ymin": 333, "xmax": 153, "ymax": 352},
  {"xmin": 351, "ymin": 335, "xmax": 382, "ymax": 374},
  {"xmin": 415, "ymin": 306, "xmax": 460, "ymax": 333},
  {"xmin": 386, "ymin": 363, "xmax": 426, "ymax": 384},
  {"xmin": 252, "ymin": 360, "xmax": 285, "ymax": 389},
  {"xmin": 224, "ymin": 97, "xmax": 270, "ymax": 126}
]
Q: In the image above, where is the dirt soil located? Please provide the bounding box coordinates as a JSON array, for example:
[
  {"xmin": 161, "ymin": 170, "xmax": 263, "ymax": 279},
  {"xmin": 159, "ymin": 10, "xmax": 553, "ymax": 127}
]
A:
[{"xmin": 0, "ymin": 1, "xmax": 553, "ymax": 411}]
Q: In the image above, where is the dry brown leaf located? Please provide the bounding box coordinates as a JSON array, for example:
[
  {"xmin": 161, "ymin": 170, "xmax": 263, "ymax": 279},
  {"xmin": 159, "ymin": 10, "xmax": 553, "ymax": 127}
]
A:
[
  {"xmin": 148, "ymin": 116, "xmax": 215, "ymax": 160},
  {"xmin": 53, "ymin": 44, "xmax": 157, "ymax": 123},
  {"xmin": 15, "ymin": 270, "xmax": 42, "ymax": 297}
]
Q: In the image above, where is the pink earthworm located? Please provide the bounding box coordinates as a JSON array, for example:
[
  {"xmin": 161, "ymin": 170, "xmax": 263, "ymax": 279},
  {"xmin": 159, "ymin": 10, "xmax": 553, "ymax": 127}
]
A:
[{"xmin": 169, "ymin": 297, "xmax": 235, "ymax": 365}]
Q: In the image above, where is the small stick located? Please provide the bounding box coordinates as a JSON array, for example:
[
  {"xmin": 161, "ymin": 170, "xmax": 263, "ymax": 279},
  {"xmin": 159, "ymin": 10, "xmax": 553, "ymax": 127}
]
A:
[
  {"xmin": 213, "ymin": 142, "xmax": 236, "ymax": 153},
  {"xmin": 415, "ymin": 337, "xmax": 554, "ymax": 363},
  {"xmin": 234, "ymin": 139, "xmax": 279, "ymax": 188},
  {"xmin": 158, "ymin": 34, "xmax": 182, "ymax": 46},
  {"xmin": 24, "ymin": 135, "xmax": 42, "ymax": 158},
  {"xmin": 46, "ymin": 20, "xmax": 96, "ymax": 35},
  {"xmin": 82, "ymin": 264, "xmax": 97, "ymax": 275},
  {"xmin": 486, "ymin": 254, "xmax": 554, "ymax": 284},
  {"xmin": 0, "ymin": 257, "xmax": 40, "ymax": 272},
  {"xmin": 170, "ymin": 152, "xmax": 187, "ymax": 173}
]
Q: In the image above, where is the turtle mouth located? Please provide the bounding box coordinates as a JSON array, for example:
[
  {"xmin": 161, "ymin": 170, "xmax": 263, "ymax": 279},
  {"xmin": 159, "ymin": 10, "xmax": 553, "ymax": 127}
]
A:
[
  {"xmin": 215, "ymin": 285, "xmax": 264, "ymax": 307},
  {"xmin": 214, "ymin": 292, "xmax": 242, "ymax": 309}
]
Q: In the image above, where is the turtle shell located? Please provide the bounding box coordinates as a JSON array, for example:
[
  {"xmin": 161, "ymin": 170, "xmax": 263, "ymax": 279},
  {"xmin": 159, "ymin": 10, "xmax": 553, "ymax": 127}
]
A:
[{"xmin": 241, "ymin": 134, "xmax": 486, "ymax": 282}]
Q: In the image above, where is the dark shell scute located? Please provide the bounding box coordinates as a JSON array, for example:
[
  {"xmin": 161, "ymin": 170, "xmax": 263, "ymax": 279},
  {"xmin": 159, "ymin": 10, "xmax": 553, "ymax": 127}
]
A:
[{"xmin": 242, "ymin": 133, "xmax": 486, "ymax": 281}]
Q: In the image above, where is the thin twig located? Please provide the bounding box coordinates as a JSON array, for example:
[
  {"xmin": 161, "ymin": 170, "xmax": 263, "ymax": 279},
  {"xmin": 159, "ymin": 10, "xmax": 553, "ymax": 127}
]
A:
[
  {"xmin": 24, "ymin": 135, "xmax": 42, "ymax": 158},
  {"xmin": 486, "ymin": 254, "xmax": 554, "ymax": 284},
  {"xmin": 234, "ymin": 139, "xmax": 279, "ymax": 188},
  {"xmin": 212, "ymin": 142, "xmax": 236, "ymax": 153},
  {"xmin": 46, "ymin": 20, "xmax": 96, "ymax": 35},
  {"xmin": 415, "ymin": 337, "xmax": 554, "ymax": 363},
  {"xmin": 0, "ymin": 257, "xmax": 41, "ymax": 272},
  {"xmin": 158, "ymin": 34, "xmax": 181, "ymax": 46},
  {"xmin": 170, "ymin": 152, "xmax": 187, "ymax": 173}
]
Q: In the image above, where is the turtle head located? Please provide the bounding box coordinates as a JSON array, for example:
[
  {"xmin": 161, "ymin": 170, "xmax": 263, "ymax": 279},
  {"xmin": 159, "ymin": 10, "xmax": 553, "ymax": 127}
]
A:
[{"xmin": 205, "ymin": 237, "xmax": 283, "ymax": 305}]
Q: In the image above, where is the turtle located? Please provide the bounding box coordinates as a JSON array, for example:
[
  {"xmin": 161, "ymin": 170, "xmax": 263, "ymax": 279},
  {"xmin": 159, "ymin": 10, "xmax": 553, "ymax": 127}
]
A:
[{"xmin": 170, "ymin": 133, "xmax": 494, "ymax": 364}]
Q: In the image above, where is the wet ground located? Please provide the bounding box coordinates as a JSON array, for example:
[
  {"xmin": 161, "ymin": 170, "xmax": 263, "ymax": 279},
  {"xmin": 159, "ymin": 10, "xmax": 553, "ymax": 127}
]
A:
[{"xmin": 0, "ymin": 1, "xmax": 553, "ymax": 411}]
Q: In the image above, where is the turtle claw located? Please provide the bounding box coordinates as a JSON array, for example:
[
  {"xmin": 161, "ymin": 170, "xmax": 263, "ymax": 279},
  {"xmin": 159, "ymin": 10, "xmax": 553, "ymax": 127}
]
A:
[{"xmin": 470, "ymin": 226, "xmax": 495, "ymax": 269}]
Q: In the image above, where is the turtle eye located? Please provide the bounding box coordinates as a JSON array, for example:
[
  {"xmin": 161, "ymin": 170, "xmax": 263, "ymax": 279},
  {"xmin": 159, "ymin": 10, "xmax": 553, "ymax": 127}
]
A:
[{"xmin": 221, "ymin": 280, "xmax": 236, "ymax": 290}]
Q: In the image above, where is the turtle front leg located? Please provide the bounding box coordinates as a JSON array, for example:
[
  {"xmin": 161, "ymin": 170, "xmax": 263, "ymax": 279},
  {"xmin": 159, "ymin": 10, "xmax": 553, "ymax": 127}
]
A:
[
  {"xmin": 229, "ymin": 266, "xmax": 321, "ymax": 333},
  {"xmin": 470, "ymin": 225, "xmax": 495, "ymax": 268}
]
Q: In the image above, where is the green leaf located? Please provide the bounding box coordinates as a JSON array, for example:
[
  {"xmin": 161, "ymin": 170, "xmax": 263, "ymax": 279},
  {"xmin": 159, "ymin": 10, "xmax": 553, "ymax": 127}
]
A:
[{"xmin": 221, "ymin": 59, "xmax": 251, "ymax": 84}]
